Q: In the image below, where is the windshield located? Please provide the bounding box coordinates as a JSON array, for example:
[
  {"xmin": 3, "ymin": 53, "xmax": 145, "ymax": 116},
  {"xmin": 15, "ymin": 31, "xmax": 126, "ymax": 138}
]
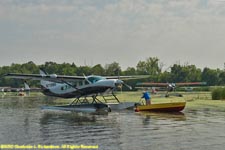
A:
[{"xmin": 87, "ymin": 76, "xmax": 105, "ymax": 83}]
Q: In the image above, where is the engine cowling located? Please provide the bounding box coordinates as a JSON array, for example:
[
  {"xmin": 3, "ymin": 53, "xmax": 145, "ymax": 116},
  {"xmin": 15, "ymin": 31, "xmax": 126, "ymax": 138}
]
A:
[{"xmin": 50, "ymin": 74, "xmax": 57, "ymax": 78}]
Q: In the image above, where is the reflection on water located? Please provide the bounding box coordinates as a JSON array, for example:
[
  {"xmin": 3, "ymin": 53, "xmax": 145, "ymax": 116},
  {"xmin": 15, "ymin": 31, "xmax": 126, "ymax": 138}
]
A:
[
  {"xmin": 139, "ymin": 112, "xmax": 186, "ymax": 126},
  {"xmin": 1, "ymin": 96, "xmax": 225, "ymax": 150},
  {"xmin": 40, "ymin": 112, "xmax": 96, "ymax": 125},
  {"xmin": 139, "ymin": 111, "xmax": 186, "ymax": 121}
]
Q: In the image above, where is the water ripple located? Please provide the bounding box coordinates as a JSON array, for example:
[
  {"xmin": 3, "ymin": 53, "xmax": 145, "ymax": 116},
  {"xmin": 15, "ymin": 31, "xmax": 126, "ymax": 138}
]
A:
[{"xmin": 1, "ymin": 97, "xmax": 225, "ymax": 150}]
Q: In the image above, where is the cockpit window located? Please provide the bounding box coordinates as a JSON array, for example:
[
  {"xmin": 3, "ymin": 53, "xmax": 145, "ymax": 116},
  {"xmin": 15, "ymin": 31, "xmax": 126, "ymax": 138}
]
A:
[{"xmin": 87, "ymin": 76, "xmax": 105, "ymax": 83}]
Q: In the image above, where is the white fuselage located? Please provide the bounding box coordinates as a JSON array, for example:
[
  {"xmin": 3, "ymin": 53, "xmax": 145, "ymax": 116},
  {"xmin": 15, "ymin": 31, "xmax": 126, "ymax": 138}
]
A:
[{"xmin": 41, "ymin": 76, "xmax": 122, "ymax": 98}]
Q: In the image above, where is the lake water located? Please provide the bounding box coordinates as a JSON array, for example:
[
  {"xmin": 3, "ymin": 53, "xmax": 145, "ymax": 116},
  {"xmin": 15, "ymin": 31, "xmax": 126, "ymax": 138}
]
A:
[{"xmin": 1, "ymin": 95, "xmax": 225, "ymax": 150}]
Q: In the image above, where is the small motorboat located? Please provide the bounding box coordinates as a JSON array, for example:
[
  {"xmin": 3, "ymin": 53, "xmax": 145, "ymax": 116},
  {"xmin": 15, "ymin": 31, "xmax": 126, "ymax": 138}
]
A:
[{"xmin": 135, "ymin": 101, "xmax": 186, "ymax": 112}]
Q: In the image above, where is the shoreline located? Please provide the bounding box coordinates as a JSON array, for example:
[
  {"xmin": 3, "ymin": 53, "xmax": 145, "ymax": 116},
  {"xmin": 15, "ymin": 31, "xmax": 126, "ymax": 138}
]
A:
[{"xmin": 1, "ymin": 91, "xmax": 225, "ymax": 111}]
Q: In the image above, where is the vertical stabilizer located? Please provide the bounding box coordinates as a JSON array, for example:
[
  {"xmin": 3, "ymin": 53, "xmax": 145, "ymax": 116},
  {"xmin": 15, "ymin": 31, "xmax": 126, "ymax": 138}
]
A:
[
  {"xmin": 24, "ymin": 81, "xmax": 30, "ymax": 96},
  {"xmin": 24, "ymin": 82, "xmax": 30, "ymax": 91}
]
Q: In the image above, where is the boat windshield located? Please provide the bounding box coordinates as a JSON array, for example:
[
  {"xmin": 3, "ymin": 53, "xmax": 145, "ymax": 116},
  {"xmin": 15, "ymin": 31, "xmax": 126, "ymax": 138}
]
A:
[{"xmin": 87, "ymin": 76, "xmax": 105, "ymax": 83}]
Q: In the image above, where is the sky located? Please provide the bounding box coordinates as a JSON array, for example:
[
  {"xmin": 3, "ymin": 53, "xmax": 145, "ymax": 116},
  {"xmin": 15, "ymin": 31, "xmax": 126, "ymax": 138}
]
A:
[{"xmin": 0, "ymin": 0, "xmax": 225, "ymax": 70}]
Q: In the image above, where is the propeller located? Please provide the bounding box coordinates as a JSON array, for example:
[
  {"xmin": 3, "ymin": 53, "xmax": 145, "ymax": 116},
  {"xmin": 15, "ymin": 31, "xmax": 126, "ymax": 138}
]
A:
[
  {"xmin": 115, "ymin": 80, "xmax": 132, "ymax": 90},
  {"xmin": 122, "ymin": 82, "xmax": 132, "ymax": 90},
  {"xmin": 113, "ymin": 68, "xmax": 133, "ymax": 90},
  {"xmin": 167, "ymin": 83, "xmax": 176, "ymax": 92}
]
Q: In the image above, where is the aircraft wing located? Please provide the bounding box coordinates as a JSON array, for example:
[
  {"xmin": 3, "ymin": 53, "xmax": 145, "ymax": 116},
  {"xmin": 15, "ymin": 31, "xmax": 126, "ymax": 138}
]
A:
[
  {"xmin": 5, "ymin": 73, "xmax": 149, "ymax": 83},
  {"xmin": 4, "ymin": 73, "xmax": 85, "ymax": 83},
  {"xmin": 136, "ymin": 82, "xmax": 168, "ymax": 86},
  {"xmin": 136, "ymin": 82, "xmax": 207, "ymax": 87},
  {"xmin": 105, "ymin": 75, "xmax": 149, "ymax": 80},
  {"xmin": 175, "ymin": 82, "xmax": 207, "ymax": 86}
]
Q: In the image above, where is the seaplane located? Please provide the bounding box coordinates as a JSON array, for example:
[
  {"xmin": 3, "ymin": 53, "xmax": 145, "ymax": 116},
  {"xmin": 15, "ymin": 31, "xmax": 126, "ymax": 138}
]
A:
[
  {"xmin": 136, "ymin": 82, "xmax": 207, "ymax": 97},
  {"xmin": 4, "ymin": 69, "xmax": 144, "ymax": 113}
]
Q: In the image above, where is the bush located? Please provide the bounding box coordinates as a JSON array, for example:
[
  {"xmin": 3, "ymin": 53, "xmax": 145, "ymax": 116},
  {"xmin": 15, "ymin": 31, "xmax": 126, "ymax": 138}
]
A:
[
  {"xmin": 196, "ymin": 87, "xmax": 210, "ymax": 92},
  {"xmin": 212, "ymin": 88, "xmax": 225, "ymax": 100},
  {"xmin": 221, "ymin": 88, "xmax": 225, "ymax": 99}
]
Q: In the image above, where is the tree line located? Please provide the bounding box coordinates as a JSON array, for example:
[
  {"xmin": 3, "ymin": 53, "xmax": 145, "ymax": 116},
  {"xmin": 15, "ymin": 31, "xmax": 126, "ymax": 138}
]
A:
[{"xmin": 0, "ymin": 57, "xmax": 225, "ymax": 88}]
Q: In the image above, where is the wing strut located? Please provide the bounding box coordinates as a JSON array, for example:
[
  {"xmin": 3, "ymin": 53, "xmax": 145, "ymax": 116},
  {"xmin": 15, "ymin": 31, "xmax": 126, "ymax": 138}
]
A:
[{"xmin": 61, "ymin": 80, "xmax": 84, "ymax": 94}]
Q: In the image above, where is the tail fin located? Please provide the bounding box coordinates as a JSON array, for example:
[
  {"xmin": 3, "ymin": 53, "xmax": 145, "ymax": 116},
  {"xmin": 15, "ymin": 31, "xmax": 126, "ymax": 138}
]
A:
[
  {"xmin": 24, "ymin": 81, "xmax": 30, "ymax": 91},
  {"xmin": 39, "ymin": 68, "xmax": 53, "ymax": 89},
  {"xmin": 24, "ymin": 81, "xmax": 30, "ymax": 96}
]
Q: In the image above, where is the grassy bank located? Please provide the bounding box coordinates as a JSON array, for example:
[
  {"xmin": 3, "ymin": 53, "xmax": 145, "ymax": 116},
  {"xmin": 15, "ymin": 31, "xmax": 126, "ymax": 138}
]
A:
[{"xmin": 2, "ymin": 91, "xmax": 225, "ymax": 111}]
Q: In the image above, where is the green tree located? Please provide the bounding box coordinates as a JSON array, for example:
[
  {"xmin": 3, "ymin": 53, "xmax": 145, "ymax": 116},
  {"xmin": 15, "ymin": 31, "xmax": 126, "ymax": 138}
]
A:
[
  {"xmin": 21, "ymin": 61, "xmax": 38, "ymax": 73},
  {"xmin": 58, "ymin": 62, "xmax": 77, "ymax": 75},
  {"xmin": 136, "ymin": 57, "xmax": 161, "ymax": 77},
  {"xmin": 145, "ymin": 57, "xmax": 161, "ymax": 75},
  {"xmin": 104, "ymin": 62, "xmax": 121, "ymax": 76},
  {"xmin": 123, "ymin": 67, "xmax": 136, "ymax": 75},
  {"xmin": 76, "ymin": 66, "xmax": 92, "ymax": 76},
  {"xmin": 219, "ymin": 71, "xmax": 225, "ymax": 85},
  {"xmin": 136, "ymin": 60, "xmax": 147, "ymax": 75},
  {"xmin": 169, "ymin": 64, "xmax": 201, "ymax": 83},
  {"xmin": 184, "ymin": 65, "xmax": 201, "ymax": 82},
  {"xmin": 40, "ymin": 62, "xmax": 59, "ymax": 74},
  {"xmin": 202, "ymin": 68, "xmax": 219, "ymax": 86},
  {"xmin": 91, "ymin": 64, "xmax": 105, "ymax": 75},
  {"xmin": 170, "ymin": 64, "xmax": 185, "ymax": 82},
  {"xmin": 159, "ymin": 71, "xmax": 171, "ymax": 83}
]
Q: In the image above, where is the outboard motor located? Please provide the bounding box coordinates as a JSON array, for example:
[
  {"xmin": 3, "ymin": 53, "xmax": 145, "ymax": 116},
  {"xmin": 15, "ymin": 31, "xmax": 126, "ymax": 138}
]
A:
[
  {"xmin": 167, "ymin": 83, "xmax": 176, "ymax": 92},
  {"xmin": 134, "ymin": 102, "xmax": 141, "ymax": 107}
]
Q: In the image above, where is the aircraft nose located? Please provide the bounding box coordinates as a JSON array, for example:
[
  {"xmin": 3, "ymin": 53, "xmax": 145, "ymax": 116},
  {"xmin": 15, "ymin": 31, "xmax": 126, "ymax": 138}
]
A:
[
  {"xmin": 114, "ymin": 79, "xmax": 132, "ymax": 90},
  {"xmin": 114, "ymin": 79, "xmax": 123, "ymax": 89}
]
